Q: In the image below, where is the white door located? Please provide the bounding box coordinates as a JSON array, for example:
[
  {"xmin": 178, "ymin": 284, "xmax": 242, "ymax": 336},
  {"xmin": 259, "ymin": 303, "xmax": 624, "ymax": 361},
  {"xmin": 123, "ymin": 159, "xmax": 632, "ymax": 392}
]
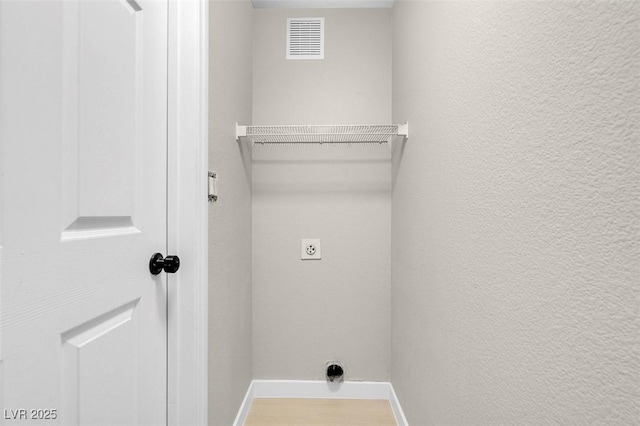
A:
[{"xmin": 0, "ymin": 0, "xmax": 169, "ymax": 425}]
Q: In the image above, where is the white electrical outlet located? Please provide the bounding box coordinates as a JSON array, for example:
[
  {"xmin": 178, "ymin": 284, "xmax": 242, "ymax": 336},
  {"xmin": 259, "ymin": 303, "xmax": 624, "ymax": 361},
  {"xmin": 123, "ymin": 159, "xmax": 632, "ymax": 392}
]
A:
[{"xmin": 301, "ymin": 239, "xmax": 321, "ymax": 260}]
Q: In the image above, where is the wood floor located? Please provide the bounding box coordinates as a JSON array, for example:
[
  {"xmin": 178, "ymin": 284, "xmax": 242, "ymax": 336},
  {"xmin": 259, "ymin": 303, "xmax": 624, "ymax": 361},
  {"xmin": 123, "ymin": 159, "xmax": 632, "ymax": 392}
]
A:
[{"xmin": 244, "ymin": 398, "xmax": 397, "ymax": 426}]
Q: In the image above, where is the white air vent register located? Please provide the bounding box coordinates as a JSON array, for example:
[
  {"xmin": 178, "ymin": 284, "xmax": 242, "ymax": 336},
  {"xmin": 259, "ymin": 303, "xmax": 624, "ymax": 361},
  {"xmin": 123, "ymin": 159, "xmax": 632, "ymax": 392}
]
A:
[{"xmin": 287, "ymin": 17, "xmax": 324, "ymax": 60}]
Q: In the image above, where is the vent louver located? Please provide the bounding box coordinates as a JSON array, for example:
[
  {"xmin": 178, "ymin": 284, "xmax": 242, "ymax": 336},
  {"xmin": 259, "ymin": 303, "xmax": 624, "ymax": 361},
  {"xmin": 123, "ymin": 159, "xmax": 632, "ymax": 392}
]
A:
[{"xmin": 287, "ymin": 17, "xmax": 324, "ymax": 60}]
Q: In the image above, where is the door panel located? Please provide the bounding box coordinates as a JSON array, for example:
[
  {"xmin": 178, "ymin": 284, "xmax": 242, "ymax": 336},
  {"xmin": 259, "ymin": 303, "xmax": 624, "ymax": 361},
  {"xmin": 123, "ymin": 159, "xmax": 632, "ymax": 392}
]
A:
[
  {"xmin": 62, "ymin": 0, "xmax": 143, "ymax": 232},
  {"xmin": 0, "ymin": 0, "xmax": 168, "ymax": 424},
  {"xmin": 61, "ymin": 300, "xmax": 139, "ymax": 426},
  {"xmin": 65, "ymin": 0, "xmax": 141, "ymax": 223}
]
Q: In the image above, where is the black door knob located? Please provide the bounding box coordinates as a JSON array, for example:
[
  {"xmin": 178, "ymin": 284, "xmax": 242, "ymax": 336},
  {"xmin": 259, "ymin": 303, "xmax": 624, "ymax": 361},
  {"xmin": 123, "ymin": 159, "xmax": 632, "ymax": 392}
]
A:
[{"xmin": 149, "ymin": 253, "xmax": 181, "ymax": 275}]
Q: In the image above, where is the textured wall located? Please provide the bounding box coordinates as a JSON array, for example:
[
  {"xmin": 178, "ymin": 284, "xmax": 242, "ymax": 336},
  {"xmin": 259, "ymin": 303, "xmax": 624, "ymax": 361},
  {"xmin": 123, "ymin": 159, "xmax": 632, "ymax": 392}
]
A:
[
  {"xmin": 252, "ymin": 8, "xmax": 392, "ymax": 381},
  {"xmin": 391, "ymin": 1, "xmax": 640, "ymax": 424},
  {"xmin": 208, "ymin": 1, "xmax": 253, "ymax": 424}
]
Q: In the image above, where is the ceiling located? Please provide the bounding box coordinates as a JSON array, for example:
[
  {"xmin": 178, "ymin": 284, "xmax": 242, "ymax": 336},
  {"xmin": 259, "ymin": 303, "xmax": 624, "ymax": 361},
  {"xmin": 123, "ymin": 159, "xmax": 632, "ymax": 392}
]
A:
[{"xmin": 252, "ymin": 0, "xmax": 394, "ymax": 8}]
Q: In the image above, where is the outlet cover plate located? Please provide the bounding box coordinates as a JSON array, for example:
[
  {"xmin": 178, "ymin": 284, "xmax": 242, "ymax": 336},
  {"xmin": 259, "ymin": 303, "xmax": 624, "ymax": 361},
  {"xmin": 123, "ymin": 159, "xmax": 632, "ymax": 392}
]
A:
[{"xmin": 301, "ymin": 239, "xmax": 321, "ymax": 260}]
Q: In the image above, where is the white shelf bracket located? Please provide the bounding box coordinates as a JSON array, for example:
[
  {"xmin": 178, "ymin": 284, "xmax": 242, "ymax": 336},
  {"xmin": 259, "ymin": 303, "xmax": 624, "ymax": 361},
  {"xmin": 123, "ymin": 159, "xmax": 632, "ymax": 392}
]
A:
[
  {"xmin": 397, "ymin": 122, "xmax": 409, "ymax": 139},
  {"xmin": 391, "ymin": 122, "xmax": 408, "ymax": 151},
  {"xmin": 235, "ymin": 122, "xmax": 247, "ymax": 141}
]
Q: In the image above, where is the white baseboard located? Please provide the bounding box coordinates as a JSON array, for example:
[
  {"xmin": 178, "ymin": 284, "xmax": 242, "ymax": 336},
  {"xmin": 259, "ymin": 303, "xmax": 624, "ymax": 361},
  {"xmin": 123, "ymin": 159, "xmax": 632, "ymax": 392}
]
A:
[
  {"xmin": 388, "ymin": 382, "xmax": 409, "ymax": 426},
  {"xmin": 232, "ymin": 380, "xmax": 408, "ymax": 426},
  {"xmin": 232, "ymin": 381, "xmax": 255, "ymax": 426}
]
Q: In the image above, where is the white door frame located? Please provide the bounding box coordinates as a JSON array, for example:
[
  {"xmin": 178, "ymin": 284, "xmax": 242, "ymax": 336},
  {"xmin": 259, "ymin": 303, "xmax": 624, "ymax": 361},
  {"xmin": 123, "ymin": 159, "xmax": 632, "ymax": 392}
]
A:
[{"xmin": 167, "ymin": 0, "xmax": 209, "ymax": 425}]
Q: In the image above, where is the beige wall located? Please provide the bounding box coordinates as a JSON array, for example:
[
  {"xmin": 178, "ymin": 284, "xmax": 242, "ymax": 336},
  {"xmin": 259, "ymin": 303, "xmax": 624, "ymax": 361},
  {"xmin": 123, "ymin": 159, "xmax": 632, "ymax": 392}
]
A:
[
  {"xmin": 251, "ymin": 8, "xmax": 393, "ymax": 381},
  {"xmin": 391, "ymin": 1, "xmax": 640, "ymax": 424},
  {"xmin": 252, "ymin": 8, "xmax": 391, "ymax": 125},
  {"xmin": 208, "ymin": 1, "xmax": 253, "ymax": 424}
]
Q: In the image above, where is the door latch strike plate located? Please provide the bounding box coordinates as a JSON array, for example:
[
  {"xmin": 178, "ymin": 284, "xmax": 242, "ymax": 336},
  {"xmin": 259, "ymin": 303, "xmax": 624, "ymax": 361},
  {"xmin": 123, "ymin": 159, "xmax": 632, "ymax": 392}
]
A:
[{"xmin": 208, "ymin": 171, "xmax": 218, "ymax": 202}]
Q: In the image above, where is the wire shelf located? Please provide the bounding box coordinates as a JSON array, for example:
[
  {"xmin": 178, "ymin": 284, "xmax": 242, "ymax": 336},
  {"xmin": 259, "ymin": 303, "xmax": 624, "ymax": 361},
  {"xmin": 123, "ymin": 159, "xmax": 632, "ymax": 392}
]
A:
[{"xmin": 236, "ymin": 123, "xmax": 408, "ymax": 146}]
